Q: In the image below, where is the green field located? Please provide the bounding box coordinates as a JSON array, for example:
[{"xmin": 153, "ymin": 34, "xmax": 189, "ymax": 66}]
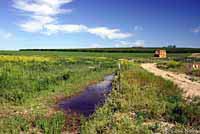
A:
[
  {"xmin": 0, "ymin": 51, "xmax": 199, "ymax": 134},
  {"xmin": 0, "ymin": 50, "xmax": 191, "ymax": 59}
]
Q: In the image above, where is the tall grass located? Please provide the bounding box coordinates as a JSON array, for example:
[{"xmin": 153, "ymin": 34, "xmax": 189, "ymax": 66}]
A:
[
  {"xmin": 0, "ymin": 56, "xmax": 116, "ymax": 105},
  {"xmin": 81, "ymin": 63, "xmax": 200, "ymax": 133},
  {"xmin": 0, "ymin": 112, "xmax": 66, "ymax": 134},
  {"xmin": 0, "ymin": 55, "xmax": 116, "ymax": 133}
]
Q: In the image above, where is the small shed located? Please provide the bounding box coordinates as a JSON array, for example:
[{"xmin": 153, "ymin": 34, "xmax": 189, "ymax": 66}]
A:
[{"xmin": 154, "ymin": 49, "xmax": 167, "ymax": 58}]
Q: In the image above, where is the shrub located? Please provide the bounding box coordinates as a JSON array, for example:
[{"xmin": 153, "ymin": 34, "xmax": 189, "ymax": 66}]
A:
[
  {"xmin": 157, "ymin": 61, "xmax": 182, "ymax": 70},
  {"xmin": 190, "ymin": 69, "xmax": 200, "ymax": 77}
]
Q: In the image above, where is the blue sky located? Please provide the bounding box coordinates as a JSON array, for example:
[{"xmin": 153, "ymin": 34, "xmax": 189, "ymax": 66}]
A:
[{"xmin": 0, "ymin": 0, "xmax": 200, "ymax": 50}]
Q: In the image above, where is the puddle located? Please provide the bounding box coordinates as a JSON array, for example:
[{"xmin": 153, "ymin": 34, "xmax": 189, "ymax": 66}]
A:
[{"xmin": 58, "ymin": 75, "xmax": 115, "ymax": 117}]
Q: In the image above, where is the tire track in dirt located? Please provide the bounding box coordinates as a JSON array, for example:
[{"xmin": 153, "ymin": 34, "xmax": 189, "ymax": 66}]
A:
[{"xmin": 141, "ymin": 63, "xmax": 200, "ymax": 97}]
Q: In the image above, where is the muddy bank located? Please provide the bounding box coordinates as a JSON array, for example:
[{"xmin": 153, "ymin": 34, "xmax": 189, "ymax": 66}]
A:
[{"xmin": 58, "ymin": 75, "xmax": 115, "ymax": 117}]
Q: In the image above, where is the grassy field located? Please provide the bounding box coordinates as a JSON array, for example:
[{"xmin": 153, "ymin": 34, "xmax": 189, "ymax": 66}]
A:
[
  {"xmin": 0, "ymin": 50, "xmax": 191, "ymax": 60},
  {"xmin": 0, "ymin": 51, "xmax": 199, "ymax": 133},
  {"xmin": 0, "ymin": 54, "xmax": 116, "ymax": 133},
  {"xmin": 82, "ymin": 63, "xmax": 200, "ymax": 134}
]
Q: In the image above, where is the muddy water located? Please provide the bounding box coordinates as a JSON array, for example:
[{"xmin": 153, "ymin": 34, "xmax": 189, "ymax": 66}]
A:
[{"xmin": 58, "ymin": 75, "xmax": 115, "ymax": 117}]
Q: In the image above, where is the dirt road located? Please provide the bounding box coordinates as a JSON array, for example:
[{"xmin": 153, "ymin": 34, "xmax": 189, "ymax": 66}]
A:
[{"xmin": 141, "ymin": 63, "xmax": 200, "ymax": 97}]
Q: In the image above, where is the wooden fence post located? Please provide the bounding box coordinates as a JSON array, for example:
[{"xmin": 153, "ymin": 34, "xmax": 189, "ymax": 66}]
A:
[{"xmin": 118, "ymin": 63, "xmax": 121, "ymax": 90}]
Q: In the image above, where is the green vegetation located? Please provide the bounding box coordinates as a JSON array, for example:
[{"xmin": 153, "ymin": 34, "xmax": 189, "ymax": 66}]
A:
[
  {"xmin": 157, "ymin": 60, "xmax": 183, "ymax": 70},
  {"xmin": 81, "ymin": 63, "xmax": 200, "ymax": 133},
  {"xmin": 0, "ymin": 51, "xmax": 199, "ymax": 133},
  {"xmin": 0, "ymin": 55, "xmax": 115, "ymax": 105},
  {"xmin": 190, "ymin": 69, "xmax": 200, "ymax": 77},
  {"xmin": 0, "ymin": 112, "xmax": 66, "ymax": 134},
  {"xmin": 0, "ymin": 54, "xmax": 116, "ymax": 133},
  {"xmin": 157, "ymin": 60, "xmax": 200, "ymax": 77},
  {"xmin": 0, "ymin": 50, "xmax": 191, "ymax": 61}
]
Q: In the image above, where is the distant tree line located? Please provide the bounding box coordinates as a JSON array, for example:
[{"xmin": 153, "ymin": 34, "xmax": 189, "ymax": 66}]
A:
[
  {"xmin": 166, "ymin": 45, "xmax": 176, "ymax": 48},
  {"xmin": 20, "ymin": 47, "xmax": 200, "ymax": 53}
]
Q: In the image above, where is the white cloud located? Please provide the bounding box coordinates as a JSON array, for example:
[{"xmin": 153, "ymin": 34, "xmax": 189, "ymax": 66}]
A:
[
  {"xmin": 13, "ymin": 0, "xmax": 132, "ymax": 40},
  {"xmin": 0, "ymin": 30, "xmax": 13, "ymax": 39},
  {"xmin": 32, "ymin": 15, "xmax": 55, "ymax": 24},
  {"xmin": 90, "ymin": 43, "xmax": 102, "ymax": 48},
  {"xmin": 115, "ymin": 40, "xmax": 145, "ymax": 47},
  {"xmin": 13, "ymin": 0, "xmax": 73, "ymax": 16},
  {"xmin": 134, "ymin": 25, "xmax": 143, "ymax": 31},
  {"xmin": 43, "ymin": 24, "xmax": 88, "ymax": 35},
  {"xmin": 192, "ymin": 26, "xmax": 200, "ymax": 33},
  {"xmin": 13, "ymin": 0, "xmax": 73, "ymax": 33},
  {"xmin": 20, "ymin": 21, "xmax": 44, "ymax": 32},
  {"xmin": 133, "ymin": 40, "xmax": 145, "ymax": 47},
  {"xmin": 114, "ymin": 41, "xmax": 132, "ymax": 47},
  {"xmin": 20, "ymin": 16, "xmax": 56, "ymax": 33},
  {"xmin": 88, "ymin": 27, "xmax": 132, "ymax": 39},
  {"xmin": 43, "ymin": 25, "xmax": 132, "ymax": 39}
]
